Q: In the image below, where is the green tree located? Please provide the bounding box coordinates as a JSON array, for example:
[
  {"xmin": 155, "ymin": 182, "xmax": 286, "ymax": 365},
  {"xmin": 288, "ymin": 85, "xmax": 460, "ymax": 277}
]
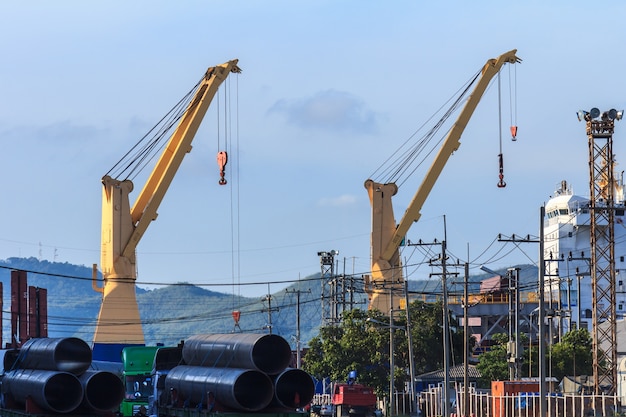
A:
[
  {"xmin": 394, "ymin": 300, "xmax": 468, "ymax": 375},
  {"xmin": 303, "ymin": 300, "xmax": 468, "ymax": 396},
  {"xmin": 304, "ymin": 309, "xmax": 389, "ymax": 394},
  {"xmin": 548, "ymin": 328, "xmax": 593, "ymax": 381},
  {"xmin": 476, "ymin": 332, "xmax": 510, "ymax": 386},
  {"xmin": 475, "ymin": 329, "xmax": 593, "ymax": 387}
]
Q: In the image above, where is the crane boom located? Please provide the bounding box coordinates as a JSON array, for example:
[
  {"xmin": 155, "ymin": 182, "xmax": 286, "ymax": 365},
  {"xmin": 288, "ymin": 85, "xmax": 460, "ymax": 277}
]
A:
[
  {"xmin": 93, "ymin": 60, "xmax": 241, "ymax": 360},
  {"xmin": 365, "ymin": 50, "xmax": 521, "ymax": 314}
]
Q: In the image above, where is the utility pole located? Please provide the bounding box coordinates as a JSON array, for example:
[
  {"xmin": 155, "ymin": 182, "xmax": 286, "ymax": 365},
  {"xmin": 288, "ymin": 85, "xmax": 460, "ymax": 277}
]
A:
[
  {"xmin": 286, "ymin": 287, "xmax": 311, "ymax": 369},
  {"xmin": 403, "ymin": 280, "xmax": 416, "ymax": 415},
  {"xmin": 539, "ymin": 207, "xmax": 547, "ymax": 417},
  {"xmin": 497, "ymin": 232, "xmax": 544, "ymax": 417},
  {"xmin": 262, "ymin": 284, "xmax": 279, "ymax": 334},
  {"xmin": 441, "ymin": 240, "xmax": 450, "ymax": 417},
  {"xmin": 389, "ymin": 307, "xmax": 395, "ymax": 417},
  {"xmin": 463, "ymin": 262, "xmax": 469, "ymax": 417},
  {"xmin": 567, "ymin": 252, "xmax": 590, "ymax": 330},
  {"xmin": 409, "ymin": 238, "xmax": 456, "ymax": 417},
  {"xmin": 508, "ymin": 267, "xmax": 521, "ymax": 380}
]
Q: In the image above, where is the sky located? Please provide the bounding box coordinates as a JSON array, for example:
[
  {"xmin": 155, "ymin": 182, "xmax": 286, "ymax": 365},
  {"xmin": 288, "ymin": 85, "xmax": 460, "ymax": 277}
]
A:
[{"xmin": 1, "ymin": 1, "xmax": 626, "ymax": 299}]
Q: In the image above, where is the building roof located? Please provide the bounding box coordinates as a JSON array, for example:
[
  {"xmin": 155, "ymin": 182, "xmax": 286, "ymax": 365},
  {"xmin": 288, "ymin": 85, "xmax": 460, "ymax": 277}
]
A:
[{"xmin": 415, "ymin": 364, "xmax": 481, "ymax": 381}]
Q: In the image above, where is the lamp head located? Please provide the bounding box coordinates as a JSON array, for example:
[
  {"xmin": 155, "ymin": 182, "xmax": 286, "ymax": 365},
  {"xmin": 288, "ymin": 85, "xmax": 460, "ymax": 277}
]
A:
[
  {"xmin": 590, "ymin": 107, "xmax": 601, "ymax": 119},
  {"xmin": 577, "ymin": 110, "xmax": 589, "ymax": 122},
  {"xmin": 480, "ymin": 265, "xmax": 499, "ymax": 276}
]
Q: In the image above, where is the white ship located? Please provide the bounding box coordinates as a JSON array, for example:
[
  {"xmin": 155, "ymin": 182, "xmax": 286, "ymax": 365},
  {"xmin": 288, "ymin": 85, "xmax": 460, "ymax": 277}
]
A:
[{"xmin": 543, "ymin": 178, "xmax": 626, "ymax": 334}]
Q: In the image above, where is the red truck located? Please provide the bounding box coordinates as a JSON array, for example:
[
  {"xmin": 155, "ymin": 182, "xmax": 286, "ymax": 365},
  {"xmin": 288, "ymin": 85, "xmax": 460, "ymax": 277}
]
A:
[{"xmin": 332, "ymin": 379, "xmax": 377, "ymax": 417}]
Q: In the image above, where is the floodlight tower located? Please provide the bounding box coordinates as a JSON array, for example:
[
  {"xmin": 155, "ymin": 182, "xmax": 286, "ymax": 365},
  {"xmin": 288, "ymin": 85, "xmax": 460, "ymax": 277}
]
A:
[
  {"xmin": 577, "ymin": 107, "xmax": 624, "ymax": 394},
  {"xmin": 318, "ymin": 250, "xmax": 339, "ymax": 326}
]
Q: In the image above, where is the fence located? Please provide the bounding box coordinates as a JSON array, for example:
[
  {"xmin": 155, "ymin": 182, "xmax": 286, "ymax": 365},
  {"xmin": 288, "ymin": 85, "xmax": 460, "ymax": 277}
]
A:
[{"xmin": 420, "ymin": 385, "xmax": 621, "ymax": 417}]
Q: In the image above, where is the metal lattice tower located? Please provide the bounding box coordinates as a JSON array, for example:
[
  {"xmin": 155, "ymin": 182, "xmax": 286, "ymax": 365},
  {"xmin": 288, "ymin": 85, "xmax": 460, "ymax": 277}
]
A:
[
  {"xmin": 318, "ymin": 250, "xmax": 339, "ymax": 326},
  {"xmin": 583, "ymin": 108, "xmax": 619, "ymax": 394}
]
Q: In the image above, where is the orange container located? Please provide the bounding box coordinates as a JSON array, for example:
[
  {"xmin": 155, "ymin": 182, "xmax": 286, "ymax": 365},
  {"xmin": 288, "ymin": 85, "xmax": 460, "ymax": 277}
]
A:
[{"xmin": 491, "ymin": 381, "xmax": 540, "ymax": 417}]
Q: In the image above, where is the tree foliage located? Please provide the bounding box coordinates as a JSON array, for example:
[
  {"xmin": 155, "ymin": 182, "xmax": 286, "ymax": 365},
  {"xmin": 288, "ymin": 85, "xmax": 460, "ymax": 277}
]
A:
[
  {"xmin": 475, "ymin": 328, "xmax": 594, "ymax": 387},
  {"xmin": 548, "ymin": 328, "xmax": 593, "ymax": 381},
  {"xmin": 476, "ymin": 333, "xmax": 510, "ymax": 385},
  {"xmin": 303, "ymin": 301, "xmax": 468, "ymax": 396}
]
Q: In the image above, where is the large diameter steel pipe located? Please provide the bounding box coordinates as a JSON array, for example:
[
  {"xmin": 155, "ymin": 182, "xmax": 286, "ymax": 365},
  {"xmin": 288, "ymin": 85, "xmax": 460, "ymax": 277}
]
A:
[
  {"xmin": 165, "ymin": 365, "xmax": 274, "ymax": 412},
  {"xmin": 272, "ymin": 368, "xmax": 315, "ymax": 409},
  {"xmin": 79, "ymin": 371, "xmax": 125, "ymax": 412},
  {"xmin": 17, "ymin": 337, "xmax": 92, "ymax": 375},
  {"xmin": 182, "ymin": 333, "xmax": 292, "ymax": 375},
  {"xmin": 3, "ymin": 369, "xmax": 83, "ymax": 413},
  {"xmin": 0, "ymin": 349, "xmax": 20, "ymax": 372}
]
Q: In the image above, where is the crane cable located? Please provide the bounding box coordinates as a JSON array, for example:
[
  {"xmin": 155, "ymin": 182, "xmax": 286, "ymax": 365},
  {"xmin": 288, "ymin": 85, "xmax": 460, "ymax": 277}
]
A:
[
  {"xmin": 105, "ymin": 78, "xmax": 203, "ymax": 181},
  {"xmin": 219, "ymin": 75, "xmax": 243, "ymax": 324},
  {"xmin": 217, "ymin": 84, "xmax": 228, "ymax": 186},
  {"xmin": 509, "ymin": 63, "xmax": 518, "ymax": 141},
  {"xmin": 212, "ymin": 75, "xmax": 244, "ymax": 326},
  {"xmin": 369, "ymin": 70, "xmax": 481, "ymax": 187},
  {"xmin": 497, "ymin": 72, "xmax": 506, "ymax": 188},
  {"xmin": 496, "ymin": 63, "xmax": 519, "ymax": 188}
]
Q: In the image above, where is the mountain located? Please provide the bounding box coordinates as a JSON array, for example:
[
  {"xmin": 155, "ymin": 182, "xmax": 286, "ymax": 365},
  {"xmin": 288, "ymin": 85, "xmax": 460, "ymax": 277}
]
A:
[
  {"xmin": 0, "ymin": 257, "xmax": 332, "ymax": 348},
  {"xmin": 0, "ymin": 257, "xmax": 538, "ymax": 349}
]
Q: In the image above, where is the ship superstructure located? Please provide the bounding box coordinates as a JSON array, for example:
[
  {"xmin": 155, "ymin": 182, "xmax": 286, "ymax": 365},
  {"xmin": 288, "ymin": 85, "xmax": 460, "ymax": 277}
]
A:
[{"xmin": 544, "ymin": 179, "xmax": 626, "ymax": 334}]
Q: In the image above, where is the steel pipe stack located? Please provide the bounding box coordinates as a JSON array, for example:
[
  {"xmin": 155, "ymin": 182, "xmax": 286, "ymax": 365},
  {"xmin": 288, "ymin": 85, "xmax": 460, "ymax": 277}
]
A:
[
  {"xmin": 1, "ymin": 337, "xmax": 124, "ymax": 414},
  {"xmin": 182, "ymin": 333, "xmax": 292, "ymax": 374},
  {"xmin": 0, "ymin": 349, "xmax": 20, "ymax": 372},
  {"xmin": 16, "ymin": 337, "xmax": 92, "ymax": 374},
  {"xmin": 77, "ymin": 370, "xmax": 125, "ymax": 412},
  {"xmin": 272, "ymin": 368, "xmax": 315, "ymax": 409},
  {"xmin": 165, "ymin": 365, "xmax": 274, "ymax": 411},
  {"xmin": 2, "ymin": 369, "xmax": 84, "ymax": 413},
  {"xmin": 167, "ymin": 333, "xmax": 314, "ymax": 412}
]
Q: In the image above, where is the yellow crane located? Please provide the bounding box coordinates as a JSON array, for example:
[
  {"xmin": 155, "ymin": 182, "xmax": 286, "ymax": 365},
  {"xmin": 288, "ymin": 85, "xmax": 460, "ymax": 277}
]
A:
[
  {"xmin": 364, "ymin": 50, "xmax": 521, "ymax": 314},
  {"xmin": 92, "ymin": 60, "xmax": 241, "ymax": 360}
]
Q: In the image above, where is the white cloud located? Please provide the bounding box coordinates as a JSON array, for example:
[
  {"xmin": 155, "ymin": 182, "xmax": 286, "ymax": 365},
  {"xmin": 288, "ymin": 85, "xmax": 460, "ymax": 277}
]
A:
[
  {"xmin": 317, "ymin": 194, "xmax": 358, "ymax": 207},
  {"xmin": 269, "ymin": 90, "xmax": 378, "ymax": 134}
]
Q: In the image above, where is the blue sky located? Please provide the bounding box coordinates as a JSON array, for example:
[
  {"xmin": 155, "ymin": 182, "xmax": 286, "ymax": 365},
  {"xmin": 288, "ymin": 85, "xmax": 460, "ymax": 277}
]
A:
[{"xmin": 1, "ymin": 1, "xmax": 625, "ymax": 298}]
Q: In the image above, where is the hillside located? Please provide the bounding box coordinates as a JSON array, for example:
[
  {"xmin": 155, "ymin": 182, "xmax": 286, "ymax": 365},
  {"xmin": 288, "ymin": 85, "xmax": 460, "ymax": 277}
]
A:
[
  {"xmin": 0, "ymin": 257, "xmax": 538, "ymax": 348},
  {"xmin": 0, "ymin": 257, "xmax": 336, "ymax": 347}
]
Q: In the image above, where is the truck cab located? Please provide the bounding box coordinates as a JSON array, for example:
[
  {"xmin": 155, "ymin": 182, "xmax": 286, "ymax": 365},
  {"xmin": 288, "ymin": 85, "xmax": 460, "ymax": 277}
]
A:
[
  {"xmin": 332, "ymin": 371, "xmax": 377, "ymax": 417},
  {"xmin": 120, "ymin": 346, "xmax": 161, "ymax": 417},
  {"xmin": 148, "ymin": 345, "xmax": 185, "ymax": 414}
]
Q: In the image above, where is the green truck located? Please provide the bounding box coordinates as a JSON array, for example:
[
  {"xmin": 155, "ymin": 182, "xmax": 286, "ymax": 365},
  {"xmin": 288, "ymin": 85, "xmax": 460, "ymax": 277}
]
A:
[{"xmin": 120, "ymin": 346, "xmax": 161, "ymax": 417}]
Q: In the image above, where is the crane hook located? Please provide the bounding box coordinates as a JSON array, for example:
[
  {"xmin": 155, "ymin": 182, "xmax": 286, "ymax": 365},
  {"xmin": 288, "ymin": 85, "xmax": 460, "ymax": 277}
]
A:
[
  {"xmin": 217, "ymin": 151, "xmax": 228, "ymax": 185},
  {"xmin": 497, "ymin": 153, "xmax": 506, "ymax": 188},
  {"xmin": 510, "ymin": 126, "xmax": 518, "ymax": 141}
]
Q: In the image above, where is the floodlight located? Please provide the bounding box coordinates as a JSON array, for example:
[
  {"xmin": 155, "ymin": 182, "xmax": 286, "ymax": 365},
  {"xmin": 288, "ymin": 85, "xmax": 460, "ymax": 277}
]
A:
[
  {"xmin": 480, "ymin": 265, "xmax": 499, "ymax": 276},
  {"xmin": 576, "ymin": 110, "xmax": 589, "ymax": 122},
  {"xmin": 590, "ymin": 107, "xmax": 601, "ymax": 119},
  {"xmin": 609, "ymin": 109, "xmax": 618, "ymax": 120},
  {"xmin": 617, "ymin": 110, "xmax": 624, "ymax": 121}
]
